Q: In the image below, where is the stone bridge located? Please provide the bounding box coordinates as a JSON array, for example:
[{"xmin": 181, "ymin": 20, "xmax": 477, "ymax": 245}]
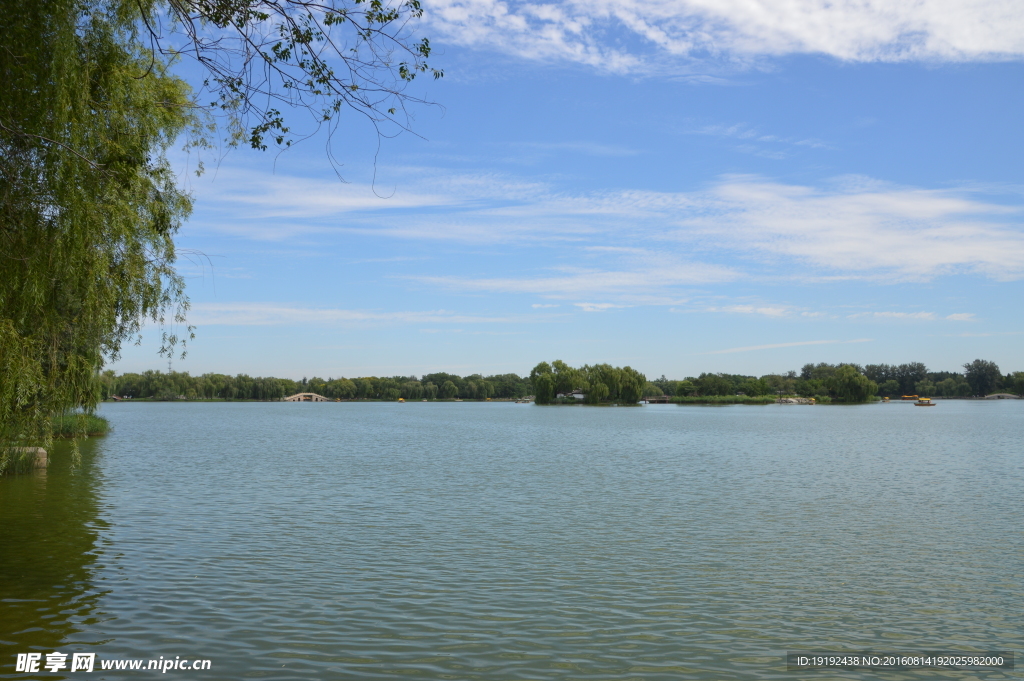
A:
[{"xmin": 284, "ymin": 392, "xmax": 329, "ymax": 402}]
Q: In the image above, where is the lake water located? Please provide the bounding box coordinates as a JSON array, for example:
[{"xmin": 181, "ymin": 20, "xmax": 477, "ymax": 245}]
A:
[{"xmin": 1, "ymin": 401, "xmax": 1021, "ymax": 679}]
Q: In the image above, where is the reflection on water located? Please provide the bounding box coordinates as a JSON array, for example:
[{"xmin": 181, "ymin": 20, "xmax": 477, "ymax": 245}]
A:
[
  {"xmin": 1, "ymin": 401, "xmax": 1022, "ymax": 680},
  {"xmin": 0, "ymin": 438, "xmax": 108, "ymax": 676}
]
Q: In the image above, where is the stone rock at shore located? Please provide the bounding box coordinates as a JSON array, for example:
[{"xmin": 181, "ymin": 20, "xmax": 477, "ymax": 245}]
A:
[{"xmin": 11, "ymin": 447, "xmax": 48, "ymax": 468}]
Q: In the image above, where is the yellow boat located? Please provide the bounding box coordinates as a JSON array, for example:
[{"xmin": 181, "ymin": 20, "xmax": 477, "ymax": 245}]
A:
[{"xmin": 914, "ymin": 397, "xmax": 935, "ymax": 407}]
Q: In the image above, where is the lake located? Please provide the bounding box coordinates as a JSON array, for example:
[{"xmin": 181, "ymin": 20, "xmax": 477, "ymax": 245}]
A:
[{"xmin": 1, "ymin": 401, "xmax": 1021, "ymax": 679}]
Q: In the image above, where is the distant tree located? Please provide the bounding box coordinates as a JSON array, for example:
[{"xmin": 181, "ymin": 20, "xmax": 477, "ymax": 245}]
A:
[
  {"xmin": 617, "ymin": 367, "xmax": 646, "ymax": 404},
  {"xmin": 796, "ymin": 378, "xmax": 828, "ymax": 398},
  {"xmin": 801, "ymin": 363, "xmax": 837, "ymax": 381},
  {"xmin": 826, "ymin": 365, "xmax": 877, "ymax": 403},
  {"xmin": 695, "ymin": 373, "xmax": 733, "ymax": 396},
  {"xmin": 1008, "ymin": 372, "xmax": 1024, "ymax": 397},
  {"xmin": 584, "ymin": 382, "xmax": 610, "ymax": 404},
  {"xmin": 864, "ymin": 364, "xmax": 893, "ymax": 385},
  {"xmin": 324, "ymin": 378, "xmax": 357, "ymax": 399},
  {"xmin": 642, "ymin": 382, "xmax": 663, "ymax": 397},
  {"xmin": 531, "ymin": 372, "xmax": 554, "ymax": 405},
  {"xmin": 675, "ymin": 380, "xmax": 697, "ymax": 397},
  {"xmin": 738, "ymin": 378, "xmax": 770, "ymax": 396},
  {"xmin": 583, "ymin": 364, "xmax": 621, "ymax": 398},
  {"xmin": 915, "ymin": 380, "xmax": 936, "ymax": 397},
  {"xmin": 376, "ymin": 377, "xmax": 399, "ymax": 398},
  {"xmin": 935, "ymin": 377, "xmax": 970, "ymax": 397},
  {"xmin": 878, "ymin": 380, "xmax": 901, "ymax": 397},
  {"xmin": 550, "ymin": 360, "xmax": 582, "ymax": 396},
  {"xmin": 963, "ymin": 359, "xmax": 1001, "ymax": 396},
  {"xmin": 422, "ymin": 373, "xmax": 464, "ymax": 395},
  {"xmin": 355, "ymin": 378, "xmax": 376, "ymax": 399},
  {"xmin": 894, "ymin": 362, "xmax": 928, "ymax": 395},
  {"xmin": 440, "ymin": 380, "xmax": 459, "ymax": 399},
  {"xmin": 761, "ymin": 374, "xmax": 795, "ymax": 395},
  {"xmin": 651, "ymin": 375, "xmax": 677, "ymax": 395}
]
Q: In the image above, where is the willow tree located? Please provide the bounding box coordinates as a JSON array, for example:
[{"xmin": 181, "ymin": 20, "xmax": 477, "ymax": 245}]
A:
[
  {"xmin": 1, "ymin": 0, "xmax": 194, "ymax": 469},
  {"xmin": 1, "ymin": 0, "xmax": 439, "ymax": 471}
]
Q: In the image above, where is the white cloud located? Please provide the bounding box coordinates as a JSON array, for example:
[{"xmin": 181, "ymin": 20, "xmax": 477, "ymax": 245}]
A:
[
  {"xmin": 426, "ymin": 0, "xmax": 1024, "ymax": 73},
  {"xmin": 189, "ymin": 303, "xmax": 527, "ymax": 326},
  {"xmin": 409, "ymin": 261, "xmax": 740, "ymax": 298},
  {"xmin": 531, "ymin": 303, "xmax": 560, "ymax": 308},
  {"xmin": 574, "ymin": 302, "xmax": 629, "ymax": 312},
  {"xmin": 946, "ymin": 312, "xmax": 976, "ymax": 321},
  {"xmin": 189, "ymin": 167, "xmax": 451, "ymax": 238},
  {"xmin": 708, "ymin": 338, "xmax": 873, "ymax": 354},
  {"xmin": 193, "ymin": 165, "xmax": 1024, "ymax": 283},
  {"xmin": 848, "ymin": 311, "xmax": 936, "ymax": 320},
  {"xmin": 687, "ymin": 122, "xmax": 834, "ymax": 157},
  {"xmin": 674, "ymin": 177, "xmax": 1024, "ymax": 280},
  {"xmin": 713, "ymin": 304, "xmax": 792, "ymax": 317},
  {"xmin": 514, "ymin": 141, "xmax": 640, "ymax": 157}
]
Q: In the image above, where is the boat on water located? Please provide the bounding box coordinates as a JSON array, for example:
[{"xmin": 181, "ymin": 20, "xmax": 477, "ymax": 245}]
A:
[
  {"xmin": 914, "ymin": 397, "xmax": 935, "ymax": 407},
  {"xmin": 901, "ymin": 394, "xmax": 919, "ymax": 401}
]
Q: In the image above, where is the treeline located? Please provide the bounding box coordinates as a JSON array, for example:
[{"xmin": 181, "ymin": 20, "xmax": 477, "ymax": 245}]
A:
[
  {"xmin": 100, "ymin": 358, "xmax": 1022, "ymax": 405},
  {"xmin": 100, "ymin": 370, "xmax": 533, "ymax": 401},
  {"xmin": 645, "ymin": 359, "xmax": 1022, "ymax": 402}
]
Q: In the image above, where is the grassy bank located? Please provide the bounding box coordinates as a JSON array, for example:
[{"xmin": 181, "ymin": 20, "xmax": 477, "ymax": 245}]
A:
[
  {"xmin": 52, "ymin": 413, "xmax": 111, "ymax": 438},
  {"xmin": 672, "ymin": 395, "xmax": 778, "ymax": 405}
]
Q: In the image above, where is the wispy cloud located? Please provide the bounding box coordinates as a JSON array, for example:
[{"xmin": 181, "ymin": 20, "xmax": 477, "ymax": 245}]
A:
[
  {"xmin": 710, "ymin": 304, "xmax": 792, "ymax": 317},
  {"xmin": 513, "ymin": 141, "xmax": 640, "ymax": 157},
  {"xmin": 574, "ymin": 302, "xmax": 629, "ymax": 312},
  {"xmin": 194, "ymin": 166, "xmax": 1024, "ymax": 284},
  {"xmin": 189, "ymin": 303, "xmax": 533, "ymax": 327},
  {"xmin": 946, "ymin": 313, "xmax": 975, "ymax": 321},
  {"xmin": 409, "ymin": 261, "xmax": 740, "ymax": 298},
  {"xmin": 708, "ymin": 338, "xmax": 873, "ymax": 354},
  {"xmin": 689, "ymin": 123, "xmax": 833, "ymax": 157},
  {"xmin": 673, "ymin": 177, "xmax": 1024, "ymax": 281},
  {"xmin": 195, "ymin": 168, "xmax": 450, "ymax": 222},
  {"xmin": 425, "ymin": 0, "xmax": 1024, "ymax": 74},
  {"xmin": 847, "ymin": 311, "xmax": 937, "ymax": 320}
]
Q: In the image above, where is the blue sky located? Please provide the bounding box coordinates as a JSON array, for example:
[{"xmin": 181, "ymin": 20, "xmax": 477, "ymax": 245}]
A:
[{"xmin": 113, "ymin": 0, "xmax": 1024, "ymax": 379}]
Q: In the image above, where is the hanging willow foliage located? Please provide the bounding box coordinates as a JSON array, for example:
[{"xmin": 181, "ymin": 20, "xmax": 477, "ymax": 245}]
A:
[{"xmin": 0, "ymin": 0, "xmax": 195, "ymax": 470}]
